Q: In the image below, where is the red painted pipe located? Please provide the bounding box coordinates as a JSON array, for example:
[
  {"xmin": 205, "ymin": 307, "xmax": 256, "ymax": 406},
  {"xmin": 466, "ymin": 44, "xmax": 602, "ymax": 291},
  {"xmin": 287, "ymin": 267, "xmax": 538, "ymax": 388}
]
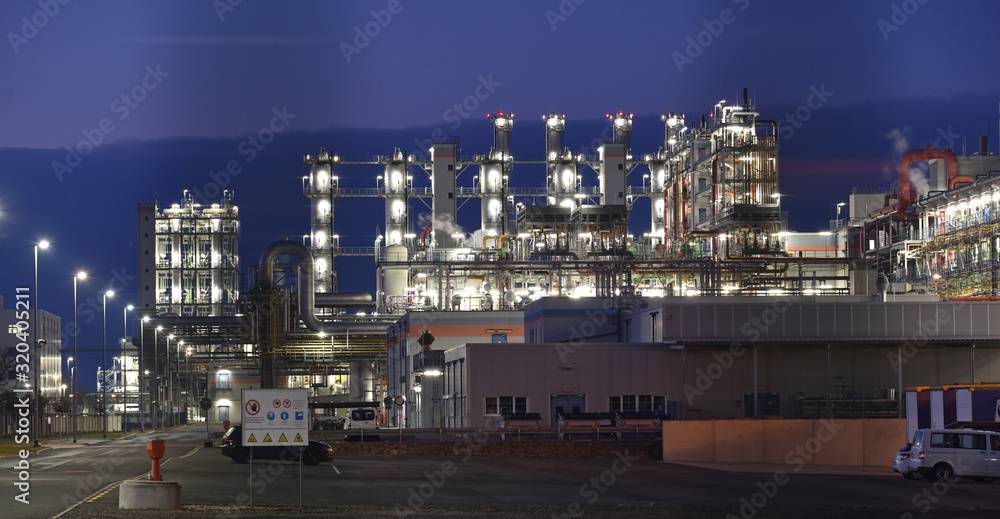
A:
[{"xmin": 898, "ymin": 148, "xmax": 960, "ymax": 220}]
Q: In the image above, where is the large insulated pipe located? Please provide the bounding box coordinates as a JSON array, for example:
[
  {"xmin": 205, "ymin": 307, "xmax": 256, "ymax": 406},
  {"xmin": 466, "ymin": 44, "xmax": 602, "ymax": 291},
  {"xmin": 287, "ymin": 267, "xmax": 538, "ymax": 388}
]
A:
[
  {"xmin": 897, "ymin": 148, "xmax": 969, "ymax": 220},
  {"xmin": 258, "ymin": 240, "xmax": 388, "ymax": 333}
]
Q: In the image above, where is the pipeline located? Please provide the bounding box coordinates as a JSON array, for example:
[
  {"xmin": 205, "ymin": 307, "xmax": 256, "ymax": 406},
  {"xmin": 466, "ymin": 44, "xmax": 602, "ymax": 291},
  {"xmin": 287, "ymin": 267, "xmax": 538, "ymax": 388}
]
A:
[
  {"xmin": 259, "ymin": 240, "xmax": 388, "ymax": 333},
  {"xmin": 897, "ymin": 148, "xmax": 960, "ymax": 221}
]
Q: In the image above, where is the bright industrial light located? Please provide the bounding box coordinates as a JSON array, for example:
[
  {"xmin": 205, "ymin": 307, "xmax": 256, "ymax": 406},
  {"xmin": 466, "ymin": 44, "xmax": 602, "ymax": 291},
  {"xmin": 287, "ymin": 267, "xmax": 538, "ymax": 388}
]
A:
[
  {"xmin": 451, "ymin": 233, "xmax": 464, "ymax": 238},
  {"xmin": 38, "ymin": 240, "xmax": 50, "ymax": 249},
  {"xmin": 143, "ymin": 316, "xmax": 150, "ymax": 322},
  {"xmin": 105, "ymin": 290, "xmax": 114, "ymax": 298},
  {"xmin": 423, "ymin": 370, "xmax": 442, "ymax": 377},
  {"xmin": 404, "ymin": 233, "xmax": 416, "ymax": 239},
  {"xmin": 76, "ymin": 272, "xmax": 87, "ymax": 280},
  {"xmin": 413, "ymin": 385, "xmax": 422, "ymax": 393}
]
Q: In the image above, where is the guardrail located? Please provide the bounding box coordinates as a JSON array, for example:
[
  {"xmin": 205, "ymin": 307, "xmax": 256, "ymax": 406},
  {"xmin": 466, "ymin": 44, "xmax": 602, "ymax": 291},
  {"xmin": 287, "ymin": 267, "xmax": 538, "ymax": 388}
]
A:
[{"xmin": 312, "ymin": 425, "xmax": 661, "ymax": 442}]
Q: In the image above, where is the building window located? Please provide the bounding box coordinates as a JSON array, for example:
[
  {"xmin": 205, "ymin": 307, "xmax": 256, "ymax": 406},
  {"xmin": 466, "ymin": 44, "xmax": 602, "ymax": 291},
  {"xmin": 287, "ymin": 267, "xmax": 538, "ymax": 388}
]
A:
[
  {"xmin": 622, "ymin": 395, "xmax": 636, "ymax": 412},
  {"xmin": 609, "ymin": 396, "xmax": 621, "ymax": 412},
  {"xmin": 218, "ymin": 373, "xmax": 231, "ymax": 390},
  {"xmin": 218, "ymin": 405, "xmax": 230, "ymax": 423},
  {"xmin": 638, "ymin": 395, "xmax": 652, "ymax": 412},
  {"xmin": 486, "ymin": 396, "xmax": 526, "ymax": 415}
]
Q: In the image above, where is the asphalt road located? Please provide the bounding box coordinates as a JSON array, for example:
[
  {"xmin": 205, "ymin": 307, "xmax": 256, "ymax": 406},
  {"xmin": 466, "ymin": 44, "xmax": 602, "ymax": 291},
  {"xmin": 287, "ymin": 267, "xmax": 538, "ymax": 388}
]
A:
[
  {"xmin": 0, "ymin": 427, "xmax": 208, "ymax": 519},
  {"xmin": 3, "ymin": 425, "xmax": 1000, "ymax": 518}
]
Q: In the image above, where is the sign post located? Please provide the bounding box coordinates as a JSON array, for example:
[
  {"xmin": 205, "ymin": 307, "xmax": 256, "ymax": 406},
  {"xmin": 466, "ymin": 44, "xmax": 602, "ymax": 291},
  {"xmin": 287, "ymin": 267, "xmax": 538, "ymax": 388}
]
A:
[{"xmin": 241, "ymin": 388, "xmax": 309, "ymax": 507}]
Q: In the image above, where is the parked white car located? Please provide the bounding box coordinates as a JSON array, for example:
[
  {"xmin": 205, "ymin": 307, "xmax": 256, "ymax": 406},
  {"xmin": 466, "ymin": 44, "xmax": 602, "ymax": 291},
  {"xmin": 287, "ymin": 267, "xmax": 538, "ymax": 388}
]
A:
[{"xmin": 904, "ymin": 428, "xmax": 1000, "ymax": 482}]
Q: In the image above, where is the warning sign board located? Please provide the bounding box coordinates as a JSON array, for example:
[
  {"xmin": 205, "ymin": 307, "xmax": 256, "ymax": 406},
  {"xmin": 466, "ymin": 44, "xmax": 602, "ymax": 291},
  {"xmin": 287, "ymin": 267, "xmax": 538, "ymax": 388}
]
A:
[{"xmin": 241, "ymin": 388, "xmax": 308, "ymax": 446}]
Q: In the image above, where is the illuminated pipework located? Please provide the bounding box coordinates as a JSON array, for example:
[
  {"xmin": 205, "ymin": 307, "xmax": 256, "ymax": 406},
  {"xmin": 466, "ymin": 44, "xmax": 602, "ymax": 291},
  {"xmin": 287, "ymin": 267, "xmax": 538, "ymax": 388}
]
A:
[
  {"xmin": 482, "ymin": 112, "xmax": 513, "ymax": 235},
  {"xmin": 542, "ymin": 111, "xmax": 578, "ymax": 208},
  {"xmin": 608, "ymin": 111, "xmax": 633, "ymax": 152},
  {"xmin": 304, "ymin": 150, "xmax": 339, "ymax": 292},
  {"xmin": 382, "ymin": 149, "xmax": 410, "ymax": 247}
]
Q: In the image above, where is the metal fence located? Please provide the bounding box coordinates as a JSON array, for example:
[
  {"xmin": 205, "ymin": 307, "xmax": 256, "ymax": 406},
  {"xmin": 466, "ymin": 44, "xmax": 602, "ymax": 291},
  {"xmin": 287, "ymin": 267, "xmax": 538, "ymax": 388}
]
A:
[{"xmin": 1, "ymin": 413, "xmax": 122, "ymax": 437}]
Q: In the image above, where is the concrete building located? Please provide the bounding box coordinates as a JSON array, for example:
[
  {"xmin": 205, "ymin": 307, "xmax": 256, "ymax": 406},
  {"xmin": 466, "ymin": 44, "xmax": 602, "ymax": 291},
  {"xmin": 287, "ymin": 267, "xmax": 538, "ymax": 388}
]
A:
[
  {"xmin": 0, "ymin": 297, "xmax": 63, "ymax": 403},
  {"xmin": 136, "ymin": 190, "xmax": 243, "ymax": 428},
  {"xmin": 387, "ymin": 310, "xmax": 523, "ymax": 428},
  {"xmin": 137, "ymin": 190, "xmax": 240, "ymax": 317}
]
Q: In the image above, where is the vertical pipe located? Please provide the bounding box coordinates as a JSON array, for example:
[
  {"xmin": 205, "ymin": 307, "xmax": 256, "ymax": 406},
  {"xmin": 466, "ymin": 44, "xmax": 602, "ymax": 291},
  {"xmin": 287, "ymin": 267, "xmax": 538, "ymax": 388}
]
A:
[
  {"xmin": 825, "ymin": 344, "xmax": 832, "ymax": 418},
  {"xmin": 752, "ymin": 346, "xmax": 758, "ymax": 419},
  {"xmin": 897, "ymin": 344, "xmax": 904, "ymax": 418},
  {"xmin": 970, "ymin": 342, "xmax": 976, "ymax": 384}
]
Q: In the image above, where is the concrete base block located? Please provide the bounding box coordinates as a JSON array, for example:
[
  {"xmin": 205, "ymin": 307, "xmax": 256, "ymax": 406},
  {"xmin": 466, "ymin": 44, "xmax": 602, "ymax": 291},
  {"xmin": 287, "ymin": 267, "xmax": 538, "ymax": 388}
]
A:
[{"xmin": 119, "ymin": 480, "xmax": 182, "ymax": 510}]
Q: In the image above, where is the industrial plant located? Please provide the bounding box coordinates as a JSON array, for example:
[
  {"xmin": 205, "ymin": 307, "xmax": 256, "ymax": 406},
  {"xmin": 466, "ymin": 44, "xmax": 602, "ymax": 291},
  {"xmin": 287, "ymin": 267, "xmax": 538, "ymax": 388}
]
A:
[{"xmin": 126, "ymin": 88, "xmax": 1000, "ymax": 437}]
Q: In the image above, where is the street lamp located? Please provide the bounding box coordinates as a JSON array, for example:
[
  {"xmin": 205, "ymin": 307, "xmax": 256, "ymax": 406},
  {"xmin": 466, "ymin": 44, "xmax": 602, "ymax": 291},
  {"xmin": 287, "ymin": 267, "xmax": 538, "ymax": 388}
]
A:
[
  {"xmin": 140, "ymin": 315, "xmax": 150, "ymax": 429},
  {"xmin": 66, "ymin": 357, "xmax": 74, "ymax": 417},
  {"xmin": 836, "ymin": 202, "xmax": 846, "ymax": 257},
  {"xmin": 32, "ymin": 240, "xmax": 49, "ymax": 447},
  {"xmin": 72, "ymin": 272, "xmax": 86, "ymax": 443},
  {"xmin": 177, "ymin": 340, "xmax": 184, "ymax": 423},
  {"xmin": 167, "ymin": 334, "xmax": 174, "ymax": 426},
  {"xmin": 154, "ymin": 326, "xmax": 162, "ymax": 429},
  {"xmin": 102, "ymin": 290, "xmax": 114, "ymax": 438},
  {"xmin": 186, "ymin": 346, "xmax": 192, "ymax": 421},
  {"xmin": 122, "ymin": 304, "xmax": 133, "ymax": 433}
]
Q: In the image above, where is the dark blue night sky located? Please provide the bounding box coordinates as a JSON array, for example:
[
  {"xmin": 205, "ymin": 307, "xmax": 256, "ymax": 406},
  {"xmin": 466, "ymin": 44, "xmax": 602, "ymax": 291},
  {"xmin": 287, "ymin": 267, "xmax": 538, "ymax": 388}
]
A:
[{"xmin": 2, "ymin": 0, "xmax": 1000, "ymax": 391}]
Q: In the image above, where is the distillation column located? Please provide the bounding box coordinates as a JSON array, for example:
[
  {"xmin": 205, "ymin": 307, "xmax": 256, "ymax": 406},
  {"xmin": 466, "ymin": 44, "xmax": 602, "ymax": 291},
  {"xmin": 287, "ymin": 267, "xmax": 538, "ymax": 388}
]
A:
[
  {"xmin": 431, "ymin": 143, "xmax": 459, "ymax": 248},
  {"xmin": 482, "ymin": 111, "xmax": 513, "ymax": 236},
  {"xmin": 304, "ymin": 150, "xmax": 337, "ymax": 293},
  {"xmin": 600, "ymin": 111, "xmax": 632, "ymax": 206},
  {"xmin": 649, "ymin": 112, "xmax": 685, "ymax": 238},
  {"xmin": 542, "ymin": 111, "xmax": 577, "ymax": 208},
  {"xmin": 381, "ymin": 150, "xmax": 410, "ymax": 246}
]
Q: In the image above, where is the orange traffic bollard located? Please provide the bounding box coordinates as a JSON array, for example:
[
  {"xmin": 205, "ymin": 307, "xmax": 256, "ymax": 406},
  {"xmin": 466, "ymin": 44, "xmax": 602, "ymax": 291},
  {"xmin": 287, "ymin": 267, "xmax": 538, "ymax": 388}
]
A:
[{"xmin": 147, "ymin": 438, "xmax": 166, "ymax": 481}]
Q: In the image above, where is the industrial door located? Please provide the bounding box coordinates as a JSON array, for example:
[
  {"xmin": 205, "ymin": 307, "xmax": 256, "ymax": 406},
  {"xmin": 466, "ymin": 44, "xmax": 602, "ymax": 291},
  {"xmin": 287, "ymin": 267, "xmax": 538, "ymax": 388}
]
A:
[{"xmin": 550, "ymin": 394, "xmax": 585, "ymax": 427}]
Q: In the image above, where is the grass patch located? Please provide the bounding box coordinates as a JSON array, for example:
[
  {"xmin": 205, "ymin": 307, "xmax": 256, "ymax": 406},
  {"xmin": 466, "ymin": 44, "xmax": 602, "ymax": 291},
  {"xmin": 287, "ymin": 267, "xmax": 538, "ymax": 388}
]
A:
[{"xmin": 0, "ymin": 437, "xmax": 45, "ymax": 457}]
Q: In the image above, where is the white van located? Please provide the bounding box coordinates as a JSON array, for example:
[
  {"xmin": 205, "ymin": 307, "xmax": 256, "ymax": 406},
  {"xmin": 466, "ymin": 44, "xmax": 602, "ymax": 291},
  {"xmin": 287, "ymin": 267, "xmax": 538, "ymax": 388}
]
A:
[
  {"xmin": 344, "ymin": 407, "xmax": 378, "ymax": 431},
  {"xmin": 905, "ymin": 428, "xmax": 1000, "ymax": 481}
]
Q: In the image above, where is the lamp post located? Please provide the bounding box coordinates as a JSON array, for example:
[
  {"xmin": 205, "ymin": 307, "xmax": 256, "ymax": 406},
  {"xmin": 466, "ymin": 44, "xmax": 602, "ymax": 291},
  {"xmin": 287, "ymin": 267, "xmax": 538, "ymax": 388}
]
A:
[
  {"xmin": 836, "ymin": 202, "xmax": 846, "ymax": 257},
  {"xmin": 122, "ymin": 304, "xmax": 133, "ymax": 433},
  {"xmin": 186, "ymin": 346, "xmax": 192, "ymax": 422},
  {"xmin": 166, "ymin": 334, "xmax": 174, "ymax": 426},
  {"xmin": 33, "ymin": 240, "xmax": 49, "ymax": 447},
  {"xmin": 140, "ymin": 316, "xmax": 149, "ymax": 429},
  {"xmin": 154, "ymin": 326, "xmax": 162, "ymax": 429},
  {"xmin": 72, "ymin": 272, "xmax": 86, "ymax": 443},
  {"xmin": 102, "ymin": 290, "xmax": 114, "ymax": 438},
  {"xmin": 67, "ymin": 357, "xmax": 74, "ymax": 425}
]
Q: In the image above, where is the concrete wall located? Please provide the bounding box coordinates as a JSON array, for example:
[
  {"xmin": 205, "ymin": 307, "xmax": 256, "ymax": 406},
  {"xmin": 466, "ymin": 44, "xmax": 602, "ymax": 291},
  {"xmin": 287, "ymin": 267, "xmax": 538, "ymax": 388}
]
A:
[
  {"xmin": 463, "ymin": 342, "xmax": 683, "ymax": 428},
  {"xmin": 663, "ymin": 418, "xmax": 906, "ymax": 467}
]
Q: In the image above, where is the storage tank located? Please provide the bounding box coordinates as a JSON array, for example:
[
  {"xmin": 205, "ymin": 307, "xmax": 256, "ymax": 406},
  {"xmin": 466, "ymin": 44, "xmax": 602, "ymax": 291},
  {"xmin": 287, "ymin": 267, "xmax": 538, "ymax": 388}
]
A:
[{"xmin": 381, "ymin": 244, "xmax": 409, "ymax": 310}]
